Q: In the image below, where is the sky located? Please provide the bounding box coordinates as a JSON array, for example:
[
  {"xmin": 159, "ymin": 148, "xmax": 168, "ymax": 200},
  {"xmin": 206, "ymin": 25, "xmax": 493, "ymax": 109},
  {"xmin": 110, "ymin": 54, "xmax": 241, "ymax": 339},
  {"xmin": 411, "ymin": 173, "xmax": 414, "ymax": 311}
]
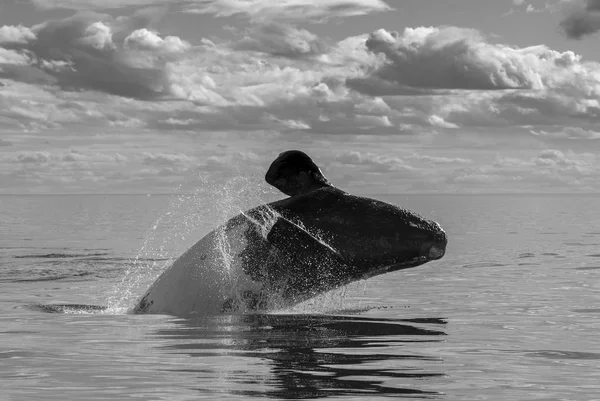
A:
[{"xmin": 1, "ymin": 0, "xmax": 600, "ymax": 195}]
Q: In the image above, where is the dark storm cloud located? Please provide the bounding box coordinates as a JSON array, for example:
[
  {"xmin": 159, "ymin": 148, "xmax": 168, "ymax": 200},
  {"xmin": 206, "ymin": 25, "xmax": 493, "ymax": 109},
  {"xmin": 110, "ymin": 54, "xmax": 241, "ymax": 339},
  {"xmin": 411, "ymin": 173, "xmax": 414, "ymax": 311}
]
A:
[{"xmin": 560, "ymin": 0, "xmax": 600, "ymax": 39}]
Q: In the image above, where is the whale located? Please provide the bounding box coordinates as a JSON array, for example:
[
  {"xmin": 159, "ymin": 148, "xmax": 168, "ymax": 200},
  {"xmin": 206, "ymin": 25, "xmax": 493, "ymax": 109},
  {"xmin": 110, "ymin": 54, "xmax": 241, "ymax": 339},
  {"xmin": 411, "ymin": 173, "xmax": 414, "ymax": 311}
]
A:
[{"xmin": 134, "ymin": 151, "xmax": 447, "ymax": 316}]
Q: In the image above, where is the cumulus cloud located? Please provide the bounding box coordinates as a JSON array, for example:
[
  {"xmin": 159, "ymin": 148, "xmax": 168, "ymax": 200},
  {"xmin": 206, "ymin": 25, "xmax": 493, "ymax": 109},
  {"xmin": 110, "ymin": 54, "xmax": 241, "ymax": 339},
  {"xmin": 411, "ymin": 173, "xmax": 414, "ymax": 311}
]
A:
[
  {"xmin": 4, "ymin": 16, "xmax": 600, "ymax": 137},
  {"xmin": 0, "ymin": 79, "xmax": 154, "ymax": 132},
  {"xmin": 357, "ymin": 27, "xmax": 595, "ymax": 92},
  {"xmin": 124, "ymin": 29, "xmax": 191, "ymax": 53},
  {"xmin": 560, "ymin": 0, "xmax": 600, "ymax": 39},
  {"xmin": 0, "ymin": 25, "xmax": 36, "ymax": 44},
  {"xmin": 7, "ymin": 4, "xmax": 596, "ymax": 136},
  {"xmin": 339, "ymin": 26, "xmax": 600, "ymax": 128},
  {"xmin": 432, "ymin": 86, "xmax": 600, "ymax": 130},
  {"xmin": 233, "ymin": 23, "xmax": 328, "ymax": 58},
  {"xmin": 0, "ymin": 48, "xmax": 32, "ymax": 65},
  {"xmin": 4, "ymin": 1, "xmax": 600, "ymax": 179},
  {"xmin": 0, "ymin": 13, "xmax": 191, "ymax": 99},
  {"xmin": 79, "ymin": 21, "xmax": 115, "ymax": 50},
  {"xmin": 0, "ymin": 12, "xmax": 384, "ymax": 133}
]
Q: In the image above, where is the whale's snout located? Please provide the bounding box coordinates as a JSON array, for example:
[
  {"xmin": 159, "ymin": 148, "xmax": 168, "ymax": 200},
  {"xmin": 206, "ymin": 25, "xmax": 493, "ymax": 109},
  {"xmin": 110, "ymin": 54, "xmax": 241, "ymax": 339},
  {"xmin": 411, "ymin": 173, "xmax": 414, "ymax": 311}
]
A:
[
  {"xmin": 426, "ymin": 241, "xmax": 446, "ymax": 260},
  {"xmin": 419, "ymin": 222, "xmax": 447, "ymax": 260}
]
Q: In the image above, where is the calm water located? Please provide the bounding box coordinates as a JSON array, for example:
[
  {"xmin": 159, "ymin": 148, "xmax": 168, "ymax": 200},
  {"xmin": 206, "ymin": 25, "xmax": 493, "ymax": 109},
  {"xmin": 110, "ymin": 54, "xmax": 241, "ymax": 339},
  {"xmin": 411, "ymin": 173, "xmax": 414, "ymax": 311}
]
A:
[{"xmin": 1, "ymin": 192, "xmax": 599, "ymax": 400}]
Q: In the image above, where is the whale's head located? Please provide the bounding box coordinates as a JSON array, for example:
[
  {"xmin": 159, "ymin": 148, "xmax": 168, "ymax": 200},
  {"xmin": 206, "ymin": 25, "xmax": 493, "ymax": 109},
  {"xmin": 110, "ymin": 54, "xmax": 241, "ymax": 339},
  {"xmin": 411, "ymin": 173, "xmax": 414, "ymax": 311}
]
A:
[
  {"xmin": 230, "ymin": 150, "xmax": 449, "ymax": 305},
  {"xmin": 328, "ymin": 191, "xmax": 447, "ymax": 278},
  {"xmin": 264, "ymin": 150, "xmax": 447, "ymax": 279},
  {"xmin": 269, "ymin": 187, "xmax": 447, "ymax": 284}
]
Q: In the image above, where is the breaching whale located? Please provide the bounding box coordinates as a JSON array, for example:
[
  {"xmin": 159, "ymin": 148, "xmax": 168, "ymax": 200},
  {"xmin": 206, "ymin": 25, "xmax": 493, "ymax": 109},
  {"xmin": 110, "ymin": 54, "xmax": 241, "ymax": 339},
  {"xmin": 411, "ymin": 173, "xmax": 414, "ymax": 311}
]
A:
[{"xmin": 134, "ymin": 151, "xmax": 447, "ymax": 316}]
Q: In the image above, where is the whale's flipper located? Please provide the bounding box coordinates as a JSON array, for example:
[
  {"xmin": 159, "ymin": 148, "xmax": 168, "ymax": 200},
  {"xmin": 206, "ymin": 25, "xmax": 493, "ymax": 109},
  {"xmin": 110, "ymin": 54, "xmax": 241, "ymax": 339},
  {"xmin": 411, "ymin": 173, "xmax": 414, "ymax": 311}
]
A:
[
  {"xmin": 243, "ymin": 217, "xmax": 352, "ymax": 301},
  {"xmin": 222, "ymin": 217, "xmax": 352, "ymax": 311},
  {"xmin": 265, "ymin": 150, "xmax": 332, "ymax": 196},
  {"xmin": 266, "ymin": 218, "xmax": 354, "ymax": 299}
]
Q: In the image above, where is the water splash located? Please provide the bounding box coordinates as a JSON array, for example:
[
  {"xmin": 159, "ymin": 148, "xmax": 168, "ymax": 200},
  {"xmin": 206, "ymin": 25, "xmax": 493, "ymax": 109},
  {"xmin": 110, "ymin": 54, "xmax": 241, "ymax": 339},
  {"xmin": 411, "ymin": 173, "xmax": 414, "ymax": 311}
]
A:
[
  {"xmin": 105, "ymin": 168, "xmax": 277, "ymax": 314},
  {"xmin": 104, "ymin": 190, "xmax": 181, "ymax": 314},
  {"xmin": 212, "ymin": 179, "xmax": 282, "ymax": 313}
]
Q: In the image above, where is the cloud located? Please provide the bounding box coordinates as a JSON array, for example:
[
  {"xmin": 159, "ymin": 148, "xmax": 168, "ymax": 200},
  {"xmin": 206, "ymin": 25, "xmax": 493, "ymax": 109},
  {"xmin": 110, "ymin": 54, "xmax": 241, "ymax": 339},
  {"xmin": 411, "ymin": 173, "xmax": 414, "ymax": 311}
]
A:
[
  {"xmin": 12, "ymin": 149, "xmax": 127, "ymax": 164},
  {"xmin": 334, "ymin": 150, "xmax": 413, "ymax": 172},
  {"xmin": 184, "ymin": 0, "xmax": 391, "ymax": 22},
  {"xmin": 505, "ymin": 0, "xmax": 548, "ymax": 15},
  {"xmin": 0, "ymin": 14, "xmax": 384, "ymax": 134},
  {"xmin": 124, "ymin": 28, "xmax": 191, "ymax": 53},
  {"xmin": 1, "ymin": 147, "xmax": 199, "ymax": 194},
  {"xmin": 0, "ymin": 25, "xmax": 36, "ymax": 44},
  {"xmin": 204, "ymin": 151, "xmax": 262, "ymax": 173},
  {"xmin": 16, "ymin": 151, "xmax": 51, "ymax": 164},
  {"xmin": 447, "ymin": 149, "xmax": 599, "ymax": 192},
  {"xmin": 59, "ymin": 149, "xmax": 128, "ymax": 163},
  {"xmin": 341, "ymin": 26, "xmax": 600, "ymax": 127},
  {"xmin": 495, "ymin": 148, "xmax": 596, "ymax": 173},
  {"xmin": 31, "ymin": 0, "xmax": 168, "ymax": 10},
  {"xmin": 0, "ymin": 48, "xmax": 32, "ymax": 65},
  {"xmin": 560, "ymin": 0, "xmax": 600, "ymax": 39},
  {"xmin": 531, "ymin": 126, "xmax": 600, "ymax": 139},
  {"xmin": 0, "ymin": 79, "xmax": 154, "ymax": 132},
  {"xmin": 0, "ymin": 13, "xmax": 190, "ymax": 100},
  {"xmin": 140, "ymin": 152, "xmax": 195, "ymax": 166},
  {"xmin": 232, "ymin": 23, "xmax": 328, "ymax": 58},
  {"xmin": 407, "ymin": 154, "xmax": 472, "ymax": 165},
  {"xmin": 3, "ymin": 16, "xmax": 600, "ymax": 138},
  {"xmin": 357, "ymin": 27, "xmax": 594, "ymax": 92},
  {"xmin": 80, "ymin": 21, "xmax": 115, "ymax": 50},
  {"xmin": 31, "ymin": 0, "xmax": 391, "ymax": 22}
]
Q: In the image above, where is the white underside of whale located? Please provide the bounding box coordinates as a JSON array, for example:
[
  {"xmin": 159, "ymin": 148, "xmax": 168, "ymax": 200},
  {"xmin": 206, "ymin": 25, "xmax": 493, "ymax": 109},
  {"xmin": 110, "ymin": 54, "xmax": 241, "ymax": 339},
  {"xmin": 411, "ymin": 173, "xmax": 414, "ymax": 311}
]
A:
[{"xmin": 135, "ymin": 211, "xmax": 297, "ymax": 316}]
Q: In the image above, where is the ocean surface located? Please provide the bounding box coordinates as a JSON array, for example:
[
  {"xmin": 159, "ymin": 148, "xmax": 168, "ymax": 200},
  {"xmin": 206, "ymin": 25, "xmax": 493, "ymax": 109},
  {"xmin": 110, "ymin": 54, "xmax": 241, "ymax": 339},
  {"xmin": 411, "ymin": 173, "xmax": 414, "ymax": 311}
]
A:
[{"xmin": 1, "ymin": 190, "xmax": 599, "ymax": 400}]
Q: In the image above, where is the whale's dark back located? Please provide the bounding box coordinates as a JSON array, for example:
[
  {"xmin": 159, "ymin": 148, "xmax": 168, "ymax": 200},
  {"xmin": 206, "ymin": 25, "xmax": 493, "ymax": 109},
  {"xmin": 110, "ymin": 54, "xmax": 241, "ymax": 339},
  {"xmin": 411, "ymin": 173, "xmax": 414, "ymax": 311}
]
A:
[
  {"xmin": 265, "ymin": 187, "xmax": 447, "ymax": 267},
  {"xmin": 232, "ymin": 187, "xmax": 447, "ymax": 306}
]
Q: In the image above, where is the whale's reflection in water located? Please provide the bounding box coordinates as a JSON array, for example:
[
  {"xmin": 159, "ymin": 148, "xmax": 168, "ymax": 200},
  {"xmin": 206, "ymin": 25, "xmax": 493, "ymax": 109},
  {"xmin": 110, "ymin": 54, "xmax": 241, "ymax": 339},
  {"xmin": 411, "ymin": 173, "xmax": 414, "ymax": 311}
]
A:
[{"xmin": 155, "ymin": 313, "xmax": 448, "ymax": 399}]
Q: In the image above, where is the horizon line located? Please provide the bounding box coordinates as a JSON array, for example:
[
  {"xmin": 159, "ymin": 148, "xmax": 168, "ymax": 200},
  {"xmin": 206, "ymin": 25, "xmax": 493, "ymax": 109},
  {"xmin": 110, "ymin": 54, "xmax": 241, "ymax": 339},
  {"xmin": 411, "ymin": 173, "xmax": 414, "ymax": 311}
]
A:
[{"xmin": 1, "ymin": 192, "xmax": 600, "ymax": 196}]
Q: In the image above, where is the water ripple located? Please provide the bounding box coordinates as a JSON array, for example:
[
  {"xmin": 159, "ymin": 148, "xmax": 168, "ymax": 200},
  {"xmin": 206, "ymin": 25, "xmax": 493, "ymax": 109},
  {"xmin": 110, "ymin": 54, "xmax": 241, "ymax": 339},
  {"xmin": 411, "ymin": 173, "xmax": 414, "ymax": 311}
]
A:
[
  {"xmin": 154, "ymin": 314, "xmax": 447, "ymax": 399},
  {"xmin": 523, "ymin": 350, "xmax": 600, "ymax": 360}
]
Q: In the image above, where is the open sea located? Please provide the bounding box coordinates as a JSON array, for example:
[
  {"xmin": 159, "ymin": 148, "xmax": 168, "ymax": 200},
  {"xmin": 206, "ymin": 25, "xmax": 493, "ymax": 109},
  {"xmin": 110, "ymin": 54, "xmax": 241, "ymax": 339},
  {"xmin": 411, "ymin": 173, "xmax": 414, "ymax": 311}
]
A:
[{"xmin": 1, "ymin": 191, "xmax": 599, "ymax": 400}]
